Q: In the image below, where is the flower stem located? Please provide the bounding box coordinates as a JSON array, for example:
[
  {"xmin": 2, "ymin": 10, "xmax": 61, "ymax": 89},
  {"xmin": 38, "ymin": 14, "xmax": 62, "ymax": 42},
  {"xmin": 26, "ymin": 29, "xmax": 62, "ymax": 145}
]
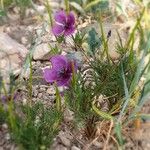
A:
[
  {"xmin": 1, "ymin": 0, "xmax": 4, "ymax": 9},
  {"xmin": 8, "ymin": 100, "xmax": 17, "ymax": 134},
  {"xmin": 55, "ymin": 83, "xmax": 61, "ymax": 112},
  {"xmin": 28, "ymin": 54, "xmax": 33, "ymax": 107},
  {"xmin": 71, "ymin": 61, "xmax": 76, "ymax": 88},
  {"xmin": 45, "ymin": 0, "xmax": 53, "ymax": 27},
  {"xmin": 98, "ymin": 14, "xmax": 110, "ymax": 63},
  {"xmin": 65, "ymin": 0, "xmax": 70, "ymax": 14}
]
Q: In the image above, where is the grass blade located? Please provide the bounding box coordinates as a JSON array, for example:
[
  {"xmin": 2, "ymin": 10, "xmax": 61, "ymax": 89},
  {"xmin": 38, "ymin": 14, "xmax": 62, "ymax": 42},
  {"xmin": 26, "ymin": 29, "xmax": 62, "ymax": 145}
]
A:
[
  {"xmin": 84, "ymin": 0, "xmax": 101, "ymax": 11},
  {"xmin": 69, "ymin": 2, "xmax": 85, "ymax": 14},
  {"xmin": 118, "ymin": 63, "xmax": 130, "ymax": 122},
  {"xmin": 92, "ymin": 102, "xmax": 113, "ymax": 120}
]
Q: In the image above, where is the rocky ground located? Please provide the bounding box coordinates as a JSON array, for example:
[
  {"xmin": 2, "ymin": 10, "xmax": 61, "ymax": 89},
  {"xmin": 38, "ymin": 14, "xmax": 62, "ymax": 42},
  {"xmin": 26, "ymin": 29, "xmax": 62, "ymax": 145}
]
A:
[{"xmin": 0, "ymin": 0, "xmax": 150, "ymax": 149}]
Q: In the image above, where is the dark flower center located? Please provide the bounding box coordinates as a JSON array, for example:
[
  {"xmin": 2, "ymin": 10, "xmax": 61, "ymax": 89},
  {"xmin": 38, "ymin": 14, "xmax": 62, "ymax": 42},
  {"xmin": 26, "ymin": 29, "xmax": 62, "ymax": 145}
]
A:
[
  {"xmin": 65, "ymin": 22, "xmax": 70, "ymax": 30},
  {"xmin": 58, "ymin": 68, "xmax": 69, "ymax": 78}
]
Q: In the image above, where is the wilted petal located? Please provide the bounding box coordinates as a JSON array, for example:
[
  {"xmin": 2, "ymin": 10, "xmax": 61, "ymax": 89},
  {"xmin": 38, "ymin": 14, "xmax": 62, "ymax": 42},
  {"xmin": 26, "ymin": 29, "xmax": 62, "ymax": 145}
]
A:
[
  {"xmin": 54, "ymin": 11, "xmax": 67, "ymax": 24},
  {"xmin": 52, "ymin": 24, "xmax": 64, "ymax": 36},
  {"xmin": 43, "ymin": 68, "xmax": 57, "ymax": 83},
  {"xmin": 67, "ymin": 12, "xmax": 75, "ymax": 25},
  {"xmin": 51, "ymin": 55, "xmax": 68, "ymax": 71},
  {"xmin": 64, "ymin": 25, "xmax": 75, "ymax": 36}
]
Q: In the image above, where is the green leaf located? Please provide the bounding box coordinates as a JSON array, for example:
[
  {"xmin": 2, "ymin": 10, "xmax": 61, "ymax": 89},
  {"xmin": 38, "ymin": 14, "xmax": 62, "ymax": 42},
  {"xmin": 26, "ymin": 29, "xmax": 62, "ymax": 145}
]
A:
[
  {"xmin": 128, "ymin": 32, "xmax": 150, "ymax": 121},
  {"xmin": 87, "ymin": 28, "xmax": 101, "ymax": 56},
  {"xmin": 118, "ymin": 63, "xmax": 130, "ymax": 122},
  {"xmin": 129, "ymin": 32, "xmax": 150, "ymax": 95},
  {"xmin": 84, "ymin": 0, "xmax": 101, "ymax": 10},
  {"xmin": 90, "ymin": 0, "xmax": 109, "ymax": 13},
  {"xmin": 114, "ymin": 122, "xmax": 124, "ymax": 147},
  {"xmin": 139, "ymin": 114, "xmax": 150, "ymax": 121},
  {"xmin": 70, "ymin": 2, "xmax": 85, "ymax": 14}
]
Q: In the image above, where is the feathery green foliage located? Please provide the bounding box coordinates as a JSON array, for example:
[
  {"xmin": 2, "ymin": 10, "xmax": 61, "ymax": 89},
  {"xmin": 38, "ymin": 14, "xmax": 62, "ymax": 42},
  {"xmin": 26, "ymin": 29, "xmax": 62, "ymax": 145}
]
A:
[{"xmin": 65, "ymin": 73, "xmax": 94, "ymax": 122}]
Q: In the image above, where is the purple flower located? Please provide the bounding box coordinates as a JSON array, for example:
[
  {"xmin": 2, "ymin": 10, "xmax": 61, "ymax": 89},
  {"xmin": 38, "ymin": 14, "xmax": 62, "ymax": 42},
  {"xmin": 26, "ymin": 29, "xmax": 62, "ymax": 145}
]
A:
[
  {"xmin": 43, "ymin": 55, "xmax": 77, "ymax": 86},
  {"xmin": 52, "ymin": 10, "xmax": 75, "ymax": 36}
]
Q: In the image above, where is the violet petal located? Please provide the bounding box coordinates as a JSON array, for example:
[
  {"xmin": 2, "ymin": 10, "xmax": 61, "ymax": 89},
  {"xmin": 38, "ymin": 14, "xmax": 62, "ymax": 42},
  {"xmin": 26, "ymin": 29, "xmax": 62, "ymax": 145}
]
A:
[
  {"xmin": 57, "ymin": 75, "xmax": 71, "ymax": 86},
  {"xmin": 43, "ymin": 68, "xmax": 57, "ymax": 83},
  {"xmin": 67, "ymin": 12, "xmax": 75, "ymax": 25},
  {"xmin": 54, "ymin": 11, "xmax": 67, "ymax": 24},
  {"xmin": 64, "ymin": 25, "xmax": 75, "ymax": 36},
  {"xmin": 51, "ymin": 55, "xmax": 68, "ymax": 71},
  {"xmin": 52, "ymin": 24, "xmax": 64, "ymax": 36}
]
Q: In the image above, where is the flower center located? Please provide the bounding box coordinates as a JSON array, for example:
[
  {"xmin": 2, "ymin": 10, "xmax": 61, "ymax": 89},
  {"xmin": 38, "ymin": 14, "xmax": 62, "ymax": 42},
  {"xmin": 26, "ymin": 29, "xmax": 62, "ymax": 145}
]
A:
[
  {"xmin": 65, "ymin": 22, "xmax": 70, "ymax": 30},
  {"xmin": 58, "ymin": 68, "xmax": 67, "ymax": 78}
]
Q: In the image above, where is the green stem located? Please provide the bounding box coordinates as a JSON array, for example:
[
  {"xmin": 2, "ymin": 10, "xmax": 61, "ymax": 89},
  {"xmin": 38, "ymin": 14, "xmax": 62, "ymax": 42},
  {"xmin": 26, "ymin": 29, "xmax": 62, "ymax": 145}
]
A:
[
  {"xmin": 2, "ymin": 80, "xmax": 8, "ymax": 98},
  {"xmin": 8, "ymin": 100, "xmax": 17, "ymax": 133},
  {"xmin": 45, "ymin": 0, "xmax": 53, "ymax": 27},
  {"xmin": 55, "ymin": 83, "xmax": 61, "ymax": 112},
  {"xmin": 65, "ymin": 0, "xmax": 70, "ymax": 14},
  {"xmin": 71, "ymin": 61, "xmax": 76, "ymax": 88},
  {"xmin": 99, "ymin": 14, "xmax": 110, "ymax": 63},
  {"xmin": 1, "ymin": 0, "xmax": 4, "ymax": 9},
  {"xmin": 28, "ymin": 54, "xmax": 33, "ymax": 107}
]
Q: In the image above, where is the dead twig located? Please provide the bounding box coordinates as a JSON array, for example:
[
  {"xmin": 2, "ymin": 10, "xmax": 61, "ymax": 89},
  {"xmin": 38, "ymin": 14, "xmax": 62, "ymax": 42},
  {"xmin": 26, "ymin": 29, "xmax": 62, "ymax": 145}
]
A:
[
  {"xmin": 103, "ymin": 119, "xmax": 114, "ymax": 150},
  {"xmin": 110, "ymin": 135, "xmax": 120, "ymax": 150}
]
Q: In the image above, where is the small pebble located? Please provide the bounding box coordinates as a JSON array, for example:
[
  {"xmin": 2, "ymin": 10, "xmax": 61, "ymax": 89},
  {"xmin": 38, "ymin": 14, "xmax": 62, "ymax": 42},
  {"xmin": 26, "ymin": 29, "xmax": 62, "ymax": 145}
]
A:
[
  {"xmin": 21, "ymin": 37, "xmax": 28, "ymax": 45},
  {"xmin": 64, "ymin": 108, "xmax": 74, "ymax": 122},
  {"xmin": 40, "ymin": 85, "xmax": 48, "ymax": 88},
  {"xmin": 2, "ymin": 124, "xmax": 8, "ymax": 130},
  {"xmin": 92, "ymin": 141, "xmax": 103, "ymax": 148},
  {"xmin": 55, "ymin": 144, "xmax": 67, "ymax": 150},
  {"xmin": 36, "ymin": 61, "xmax": 41, "ymax": 67},
  {"xmin": 39, "ymin": 87, "xmax": 45, "ymax": 92},
  {"xmin": 22, "ymin": 99, "xmax": 27, "ymax": 105},
  {"xmin": 47, "ymin": 87, "xmax": 55, "ymax": 95},
  {"xmin": 34, "ymin": 85, "xmax": 39, "ymax": 89},
  {"xmin": 59, "ymin": 136, "xmax": 71, "ymax": 147},
  {"xmin": 38, "ymin": 93, "xmax": 43, "ymax": 99},
  {"xmin": 5, "ymin": 133, "xmax": 10, "ymax": 140},
  {"xmin": 71, "ymin": 146, "xmax": 80, "ymax": 150},
  {"xmin": 32, "ymin": 98, "xmax": 37, "ymax": 102}
]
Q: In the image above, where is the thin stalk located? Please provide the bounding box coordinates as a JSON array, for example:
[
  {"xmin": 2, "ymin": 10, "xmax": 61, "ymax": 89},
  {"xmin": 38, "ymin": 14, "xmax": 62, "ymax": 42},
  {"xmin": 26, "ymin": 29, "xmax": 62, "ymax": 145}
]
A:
[
  {"xmin": 55, "ymin": 83, "xmax": 61, "ymax": 112},
  {"xmin": 118, "ymin": 63, "xmax": 130, "ymax": 123},
  {"xmin": 8, "ymin": 100, "xmax": 17, "ymax": 134},
  {"xmin": 80, "ymin": 47, "xmax": 95, "ymax": 69},
  {"xmin": 98, "ymin": 14, "xmax": 110, "ymax": 63},
  {"xmin": 0, "ymin": 0, "xmax": 4, "ymax": 9},
  {"xmin": 45, "ymin": 0, "xmax": 53, "ymax": 27},
  {"xmin": 1, "ymin": 80, "xmax": 8, "ymax": 98},
  {"xmin": 65, "ymin": 0, "xmax": 70, "ymax": 14},
  {"xmin": 126, "ymin": 8, "xmax": 145, "ymax": 50},
  {"xmin": 103, "ymin": 119, "xmax": 113, "ymax": 150},
  {"xmin": 71, "ymin": 61, "xmax": 76, "ymax": 87},
  {"xmin": 0, "ymin": 78, "xmax": 17, "ymax": 133},
  {"xmin": 28, "ymin": 54, "xmax": 33, "ymax": 107},
  {"xmin": 92, "ymin": 101, "xmax": 113, "ymax": 120}
]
